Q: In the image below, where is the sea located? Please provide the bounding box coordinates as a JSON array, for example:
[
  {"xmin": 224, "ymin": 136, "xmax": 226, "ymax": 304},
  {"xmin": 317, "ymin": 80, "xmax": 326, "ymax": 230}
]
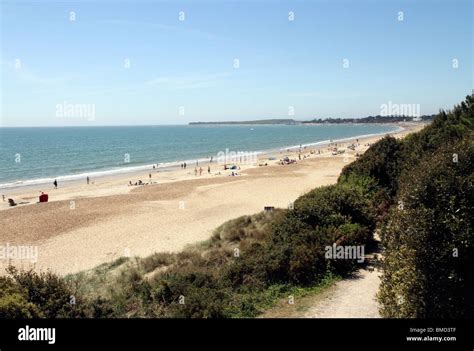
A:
[{"xmin": 0, "ymin": 124, "xmax": 400, "ymax": 189}]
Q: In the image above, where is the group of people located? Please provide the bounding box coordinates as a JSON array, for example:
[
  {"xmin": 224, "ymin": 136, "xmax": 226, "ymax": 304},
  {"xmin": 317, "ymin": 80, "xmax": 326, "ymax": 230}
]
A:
[
  {"xmin": 279, "ymin": 157, "xmax": 297, "ymax": 165},
  {"xmin": 193, "ymin": 166, "xmax": 211, "ymax": 176},
  {"xmin": 183, "ymin": 161, "xmax": 212, "ymax": 176},
  {"xmin": 129, "ymin": 180, "xmax": 146, "ymax": 186}
]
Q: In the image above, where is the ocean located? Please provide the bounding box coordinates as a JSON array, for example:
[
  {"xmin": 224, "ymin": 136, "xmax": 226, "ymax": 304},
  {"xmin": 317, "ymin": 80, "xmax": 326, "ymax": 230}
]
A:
[{"xmin": 0, "ymin": 124, "xmax": 400, "ymax": 189}]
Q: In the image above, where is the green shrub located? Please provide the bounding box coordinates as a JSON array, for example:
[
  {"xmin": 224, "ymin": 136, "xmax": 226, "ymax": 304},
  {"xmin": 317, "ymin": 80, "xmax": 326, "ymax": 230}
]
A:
[
  {"xmin": 378, "ymin": 137, "xmax": 474, "ymax": 317},
  {"xmin": 0, "ymin": 276, "xmax": 42, "ymax": 318},
  {"xmin": 5, "ymin": 266, "xmax": 82, "ymax": 318},
  {"xmin": 339, "ymin": 136, "xmax": 402, "ymax": 195}
]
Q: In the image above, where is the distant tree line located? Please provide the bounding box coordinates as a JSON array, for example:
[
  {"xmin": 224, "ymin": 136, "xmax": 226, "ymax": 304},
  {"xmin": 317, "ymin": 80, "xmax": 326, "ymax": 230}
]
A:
[{"xmin": 303, "ymin": 114, "xmax": 436, "ymax": 124}]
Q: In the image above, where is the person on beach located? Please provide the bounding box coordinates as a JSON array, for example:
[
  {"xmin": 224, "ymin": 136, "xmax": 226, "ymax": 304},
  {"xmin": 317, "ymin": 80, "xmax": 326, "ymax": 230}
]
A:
[
  {"xmin": 199, "ymin": 167, "xmax": 202, "ymax": 176},
  {"xmin": 86, "ymin": 176, "xmax": 90, "ymax": 185},
  {"xmin": 184, "ymin": 162, "xmax": 187, "ymax": 169},
  {"xmin": 194, "ymin": 167, "xmax": 197, "ymax": 176},
  {"xmin": 149, "ymin": 173, "xmax": 152, "ymax": 180},
  {"xmin": 208, "ymin": 165, "xmax": 211, "ymax": 174},
  {"xmin": 53, "ymin": 179, "xmax": 58, "ymax": 189}
]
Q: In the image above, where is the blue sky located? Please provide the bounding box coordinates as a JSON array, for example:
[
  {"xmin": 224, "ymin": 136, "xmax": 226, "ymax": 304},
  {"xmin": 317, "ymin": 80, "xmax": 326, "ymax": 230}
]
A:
[{"xmin": 0, "ymin": 0, "xmax": 472, "ymax": 126}]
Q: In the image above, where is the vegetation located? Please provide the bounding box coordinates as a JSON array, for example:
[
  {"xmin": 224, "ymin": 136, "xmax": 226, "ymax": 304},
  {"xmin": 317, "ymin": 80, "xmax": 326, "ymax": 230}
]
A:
[
  {"xmin": 378, "ymin": 114, "xmax": 473, "ymax": 317},
  {"xmin": 340, "ymin": 95, "xmax": 473, "ymax": 317},
  {"xmin": 1, "ymin": 95, "xmax": 472, "ymax": 318},
  {"xmin": 303, "ymin": 114, "xmax": 435, "ymax": 124},
  {"xmin": 0, "ymin": 266, "xmax": 85, "ymax": 318}
]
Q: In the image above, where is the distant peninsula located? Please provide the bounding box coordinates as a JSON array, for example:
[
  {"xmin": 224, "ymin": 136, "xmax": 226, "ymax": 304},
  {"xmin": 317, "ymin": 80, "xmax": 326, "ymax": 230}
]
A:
[
  {"xmin": 302, "ymin": 114, "xmax": 435, "ymax": 124},
  {"xmin": 189, "ymin": 119, "xmax": 297, "ymax": 125},
  {"xmin": 189, "ymin": 115, "xmax": 434, "ymax": 125}
]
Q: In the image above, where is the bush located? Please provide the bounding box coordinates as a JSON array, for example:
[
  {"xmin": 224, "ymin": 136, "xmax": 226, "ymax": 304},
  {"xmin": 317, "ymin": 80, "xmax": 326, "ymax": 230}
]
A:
[
  {"xmin": 221, "ymin": 183, "xmax": 376, "ymax": 288},
  {"xmin": 378, "ymin": 137, "xmax": 474, "ymax": 317},
  {"xmin": 0, "ymin": 276, "xmax": 42, "ymax": 318},
  {"xmin": 5, "ymin": 266, "xmax": 84, "ymax": 318},
  {"xmin": 339, "ymin": 136, "xmax": 402, "ymax": 195}
]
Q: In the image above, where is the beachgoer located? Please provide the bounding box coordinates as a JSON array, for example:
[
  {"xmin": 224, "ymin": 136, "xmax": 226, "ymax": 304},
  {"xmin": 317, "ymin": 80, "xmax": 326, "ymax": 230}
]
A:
[
  {"xmin": 194, "ymin": 167, "xmax": 197, "ymax": 176},
  {"xmin": 149, "ymin": 173, "xmax": 152, "ymax": 179},
  {"xmin": 53, "ymin": 179, "xmax": 58, "ymax": 189},
  {"xmin": 208, "ymin": 166, "xmax": 210, "ymax": 174},
  {"xmin": 184, "ymin": 162, "xmax": 187, "ymax": 169},
  {"xmin": 199, "ymin": 167, "xmax": 202, "ymax": 176},
  {"xmin": 2, "ymin": 195, "xmax": 4, "ymax": 202},
  {"xmin": 86, "ymin": 176, "xmax": 90, "ymax": 185}
]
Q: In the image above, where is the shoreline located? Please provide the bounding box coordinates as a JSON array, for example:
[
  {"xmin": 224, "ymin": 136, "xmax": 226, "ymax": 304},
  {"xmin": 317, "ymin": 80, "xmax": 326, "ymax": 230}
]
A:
[
  {"xmin": 0, "ymin": 122, "xmax": 425, "ymax": 275},
  {"xmin": 0, "ymin": 123, "xmax": 405, "ymax": 193}
]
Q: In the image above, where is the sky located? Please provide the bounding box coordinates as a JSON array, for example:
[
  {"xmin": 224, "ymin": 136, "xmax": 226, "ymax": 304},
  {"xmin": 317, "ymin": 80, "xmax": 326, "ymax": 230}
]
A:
[{"xmin": 0, "ymin": 0, "xmax": 472, "ymax": 127}]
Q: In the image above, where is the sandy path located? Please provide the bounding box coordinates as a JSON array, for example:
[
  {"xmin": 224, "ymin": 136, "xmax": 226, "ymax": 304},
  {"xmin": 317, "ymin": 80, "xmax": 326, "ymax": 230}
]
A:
[
  {"xmin": 303, "ymin": 267, "xmax": 381, "ymax": 318},
  {"xmin": 302, "ymin": 233, "xmax": 383, "ymax": 318}
]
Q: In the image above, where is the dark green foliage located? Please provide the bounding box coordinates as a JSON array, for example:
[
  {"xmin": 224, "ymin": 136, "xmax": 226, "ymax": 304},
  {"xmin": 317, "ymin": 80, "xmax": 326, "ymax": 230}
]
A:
[
  {"xmin": 0, "ymin": 267, "xmax": 88, "ymax": 318},
  {"xmin": 0, "ymin": 276, "xmax": 41, "ymax": 318},
  {"xmin": 398, "ymin": 95, "xmax": 473, "ymax": 178},
  {"xmin": 378, "ymin": 137, "xmax": 474, "ymax": 317},
  {"xmin": 339, "ymin": 136, "xmax": 401, "ymax": 195},
  {"xmin": 152, "ymin": 271, "xmax": 230, "ymax": 318},
  {"xmin": 222, "ymin": 183, "xmax": 375, "ymax": 288}
]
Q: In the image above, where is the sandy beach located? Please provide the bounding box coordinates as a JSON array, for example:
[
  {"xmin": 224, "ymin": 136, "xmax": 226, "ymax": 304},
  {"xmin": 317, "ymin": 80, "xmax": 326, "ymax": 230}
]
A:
[{"xmin": 0, "ymin": 123, "xmax": 425, "ymax": 275}]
